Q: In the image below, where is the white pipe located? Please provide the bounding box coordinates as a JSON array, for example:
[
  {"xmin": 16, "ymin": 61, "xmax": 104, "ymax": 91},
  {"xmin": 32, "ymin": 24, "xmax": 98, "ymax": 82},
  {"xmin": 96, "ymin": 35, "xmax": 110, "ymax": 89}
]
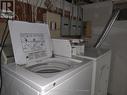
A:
[{"xmin": 94, "ymin": 9, "xmax": 120, "ymax": 48}]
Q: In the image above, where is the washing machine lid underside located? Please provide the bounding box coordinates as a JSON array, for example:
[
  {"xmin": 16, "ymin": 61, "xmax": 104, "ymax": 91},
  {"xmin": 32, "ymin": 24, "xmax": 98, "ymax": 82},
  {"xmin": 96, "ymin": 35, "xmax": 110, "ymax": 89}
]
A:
[{"xmin": 9, "ymin": 21, "xmax": 52, "ymax": 65}]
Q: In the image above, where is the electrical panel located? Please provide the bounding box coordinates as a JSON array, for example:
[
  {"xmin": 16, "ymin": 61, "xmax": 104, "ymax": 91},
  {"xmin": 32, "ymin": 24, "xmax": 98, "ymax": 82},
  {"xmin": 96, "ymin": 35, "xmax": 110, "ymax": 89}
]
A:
[
  {"xmin": 61, "ymin": 17, "xmax": 70, "ymax": 36},
  {"xmin": 46, "ymin": 11, "xmax": 61, "ymax": 38},
  {"xmin": 70, "ymin": 19, "xmax": 77, "ymax": 36},
  {"xmin": 77, "ymin": 21, "xmax": 83, "ymax": 36}
]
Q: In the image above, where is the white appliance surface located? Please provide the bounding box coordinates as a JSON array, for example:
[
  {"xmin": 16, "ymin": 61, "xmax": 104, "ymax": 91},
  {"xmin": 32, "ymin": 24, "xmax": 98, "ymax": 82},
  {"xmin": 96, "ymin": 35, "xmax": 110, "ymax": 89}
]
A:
[
  {"xmin": 78, "ymin": 48, "xmax": 110, "ymax": 59},
  {"xmin": 2, "ymin": 20, "xmax": 94, "ymax": 95},
  {"xmin": 8, "ymin": 20, "xmax": 53, "ymax": 65},
  {"xmin": 75, "ymin": 48, "xmax": 111, "ymax": 95},
  {"xmin": 2, "ymin": 56, "xmax": 93, "ymax": 95},
  {"xmin": 52, "ymin": 39, "xmax": 72, "ymax": 57}
]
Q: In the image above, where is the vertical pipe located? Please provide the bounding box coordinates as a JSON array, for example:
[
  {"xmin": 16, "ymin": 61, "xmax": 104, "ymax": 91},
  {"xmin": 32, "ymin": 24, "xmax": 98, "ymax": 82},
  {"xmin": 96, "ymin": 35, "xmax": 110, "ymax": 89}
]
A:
[
  {"xmin": 70, "ymin": 0, "xmax": 74, "ymax": 36},
  {"xmin": 62, "ymin": 0, "xmax": 65, "ymax": 17},
  {"xmin": 34, "ymin": 0, "xmax": 40, "ymax": 22},
  {"xmin": 76, "ymin": 0, "xmax": 78, "ymax": 36}
]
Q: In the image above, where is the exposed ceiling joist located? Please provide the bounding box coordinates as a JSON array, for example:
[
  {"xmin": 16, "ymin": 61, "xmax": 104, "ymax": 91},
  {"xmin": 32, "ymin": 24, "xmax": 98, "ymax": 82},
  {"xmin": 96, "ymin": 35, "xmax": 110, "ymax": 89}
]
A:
[{"xmin": 66, "ymin": 0, "xmax": 93, "ymax": 4}]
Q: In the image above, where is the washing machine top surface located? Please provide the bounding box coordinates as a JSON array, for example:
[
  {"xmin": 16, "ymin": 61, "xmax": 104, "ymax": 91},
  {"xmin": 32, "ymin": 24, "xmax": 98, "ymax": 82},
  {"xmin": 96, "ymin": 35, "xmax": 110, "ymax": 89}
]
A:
[
  {"xmin": 25, "ymin": 56, "xmax": 83, "ymax": 78},
  {"xmin": 2, "ymin": 56, "xmax": 92, "ymax": 93},
  {"xmin": 79, "ymin": 48, "xmax": 110, "ymax": 59},
  {"xmin": 27, "ymin": 58, "xmax": 71, "ymax": 74}
]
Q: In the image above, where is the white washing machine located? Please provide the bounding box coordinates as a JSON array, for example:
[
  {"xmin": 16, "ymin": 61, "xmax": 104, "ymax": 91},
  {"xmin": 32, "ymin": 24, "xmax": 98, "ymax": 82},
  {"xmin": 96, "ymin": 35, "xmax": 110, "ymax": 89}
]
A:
[
  {"xmin": 75, "ymin": 48, "xmax": 111, "ymax": 95},
  {"xmin": 1, "ymin": 21, "xmax": 93, "ymax": 95}
]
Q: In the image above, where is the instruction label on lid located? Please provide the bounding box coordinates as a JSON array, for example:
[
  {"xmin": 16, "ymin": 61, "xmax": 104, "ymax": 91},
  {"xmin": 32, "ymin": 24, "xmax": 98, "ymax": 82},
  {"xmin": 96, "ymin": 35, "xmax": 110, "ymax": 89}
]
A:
[{"xmin": 9, "ymin": 20, "xmax": 52, "ymax": 65}]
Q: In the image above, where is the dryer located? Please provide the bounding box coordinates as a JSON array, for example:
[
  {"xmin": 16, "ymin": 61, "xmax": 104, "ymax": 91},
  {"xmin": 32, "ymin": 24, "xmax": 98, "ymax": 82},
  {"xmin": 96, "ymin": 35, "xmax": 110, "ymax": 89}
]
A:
[
  {"xmin": 75, "ymin": 48, "xmax": 111, "ymax": 95},
  {"xmin": 1, "ymin": 21, "xmax": 94, "ymax": 95}
]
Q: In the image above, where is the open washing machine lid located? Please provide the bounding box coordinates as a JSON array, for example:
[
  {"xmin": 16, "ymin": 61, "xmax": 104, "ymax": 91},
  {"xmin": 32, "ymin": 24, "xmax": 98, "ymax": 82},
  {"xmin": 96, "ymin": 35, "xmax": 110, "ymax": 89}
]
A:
[{"xmin": 9, "ymin": 20, "xmax": 53, "ymax": 65}]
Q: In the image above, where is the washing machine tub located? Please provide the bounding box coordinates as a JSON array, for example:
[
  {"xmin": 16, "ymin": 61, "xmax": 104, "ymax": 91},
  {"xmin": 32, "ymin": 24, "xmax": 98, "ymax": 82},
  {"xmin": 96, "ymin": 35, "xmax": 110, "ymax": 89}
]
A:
[{"xmin": 25, "ymin": 58, "xmax": 76, "ymax": 78}]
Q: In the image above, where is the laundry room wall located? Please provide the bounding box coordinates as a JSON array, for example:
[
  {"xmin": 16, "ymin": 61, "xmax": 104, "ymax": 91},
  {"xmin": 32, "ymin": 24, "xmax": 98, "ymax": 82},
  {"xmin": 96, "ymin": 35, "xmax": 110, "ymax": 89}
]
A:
[
  {"xmin": 101, "ymin": 20, "xmax": 127, "ymax": 95},
  {"xmin": 81, "ymin": 1, "xmax": 113, "ymax": 47},
  {"xmin": 14, "ymin": 0, "xmax": 64, "ymax": 22},
  {"xmin": 0, "ymin": 0, "xmax": 84, "ymax": 39}
]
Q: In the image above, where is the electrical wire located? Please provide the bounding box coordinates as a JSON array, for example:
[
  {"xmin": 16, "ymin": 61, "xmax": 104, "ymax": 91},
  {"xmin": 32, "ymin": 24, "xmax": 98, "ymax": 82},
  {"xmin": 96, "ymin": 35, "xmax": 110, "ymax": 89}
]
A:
[{"xmin": 0, "ymin": 19, "xmax": 9, "ymax": 94}]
